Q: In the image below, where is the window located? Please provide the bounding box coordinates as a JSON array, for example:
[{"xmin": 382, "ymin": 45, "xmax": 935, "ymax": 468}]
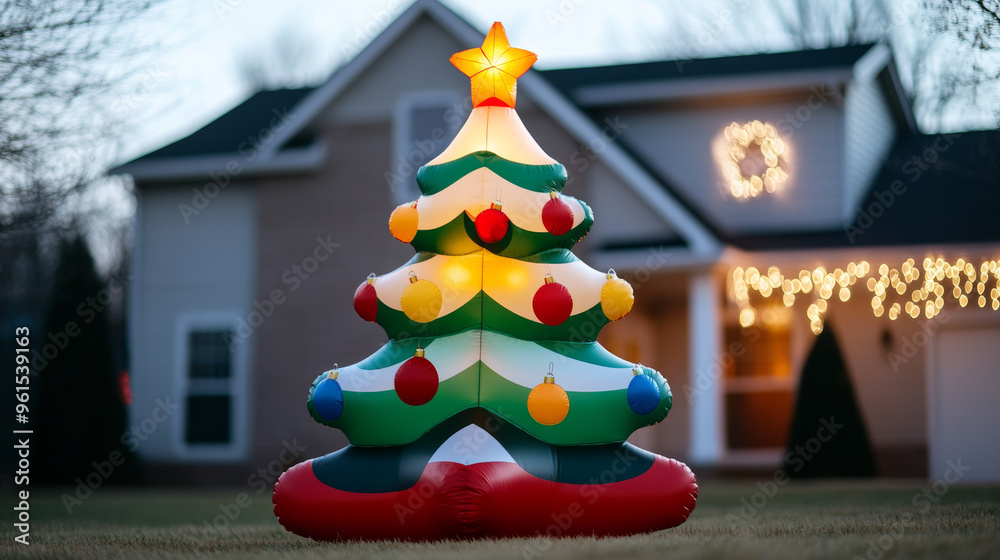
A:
[
  {"xmin": 723, "ymin": 311, "xmax": 795, "ymax": 451},
  {"xmin": 174, "ymin": 314, "xmax": 248, "ymax": 461},
  {"xmin": 391, "ymin": 91, "xmax": 463, "ymax": 204},
  {"xmin": 185, "ymin": 331, "xmax": 234, "ymax": 445}
]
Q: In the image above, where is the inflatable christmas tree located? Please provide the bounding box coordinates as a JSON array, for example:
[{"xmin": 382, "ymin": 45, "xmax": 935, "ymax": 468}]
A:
[{"xmin": 273, "ymin": 22, "xmax": 697, "ymax": 541}]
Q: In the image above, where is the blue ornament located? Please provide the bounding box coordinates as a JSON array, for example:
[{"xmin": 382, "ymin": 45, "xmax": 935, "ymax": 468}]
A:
[
  {"xmin": 627, "ymin": 373, "xmax": 660, "ymax": 415},
  {"xmin": 313, "ymin": 375, "xmax": 344, "ymax": 421}
]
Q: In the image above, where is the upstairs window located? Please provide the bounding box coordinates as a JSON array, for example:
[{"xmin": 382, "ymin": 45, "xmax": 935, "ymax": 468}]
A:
[{"xmin": 390, "ymin": 92, "xmax": 463, "ymax": 204}]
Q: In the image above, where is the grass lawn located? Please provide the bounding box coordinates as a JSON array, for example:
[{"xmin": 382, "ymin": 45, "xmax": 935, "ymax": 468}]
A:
[{"xmin": 2, "ymin": 480, "xmax": 999, "ymax": 559}]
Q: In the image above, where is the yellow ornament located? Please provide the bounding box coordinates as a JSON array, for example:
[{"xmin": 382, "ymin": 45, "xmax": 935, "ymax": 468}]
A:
[
  {"xmin": 527, "ymin": 369, "xmax": 569, "ymax": 426},
  {"xmin": 601, "ymin": 269, "xmax": 634, "ymax": 321},
  {"xmin": 400, "ymin": 271, "xmax": 442, "ymax": 323},
  {"xmin": 389, "ymin": 201, "xmax": 419, "ymax": 243}
]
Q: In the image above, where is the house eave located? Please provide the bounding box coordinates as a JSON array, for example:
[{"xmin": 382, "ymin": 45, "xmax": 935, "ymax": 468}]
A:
[
  {"xmin": 721, "ymin": 241, "xmax": 1000, "ymax": 268},
  {"xmin": 569, "ymin": 67, "xmax": 855, "ymax": 108},
  {"xmin": 251, "ymin": 0, "xmax": 721, "ymax": 255},
  {"xmin": 109, "ymin": 141, "xmax": 327, "ymax": 184}
]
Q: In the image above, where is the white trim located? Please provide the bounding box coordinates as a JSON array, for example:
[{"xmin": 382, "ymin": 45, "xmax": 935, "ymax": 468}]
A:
[
  {"xmin": 172, "ymin": 311, "xmax": 250, "ymax": 462},
  {"xmin": 688, "ymin": 270, "xmax": 724, "ymax": 464},
  {"xmin": 391, "ymin": 90, "xmax": 462, "ymax": 204},
  {"xmin": 721, "ymin": 242, "xmax": 1000, "ymax": 269},
  {"xmin": 112, "ymin": 141, "xmax": 327, "ymax": 182},
  {"xmin": 519, "ymin": 70, "xmax": 721, "ymax": 255},
  {"xmin": 880, "ymin": 54, "xmax": 919, "ymax": 134},
  {"xmin": 571, "ymin": 68, "xmax": 853, "ymax": 108},
  {"xmin": 925, "ymin": 321, "xmax": 941, "ymax": 483},
  {"xmin": 852, "ymin": 44, "xmax": 890, "ymax": 83},
  {"xmin": 589, "ymin": 247, "xmax": 719, "ymax": 273},
  {"xmin": 257, "ymin": 0, "xmax": 471, "ymax": 160},
  {"xmin": 127, "ymin": 188, "xmax": 143, "ymax": 430},
  {"xmin": 718, "ymin": 449, "xmax": 784, "ymax": 468},
  {"xmin": 249, "ymin": 0, "xmax": 719, "ymax": 255}
]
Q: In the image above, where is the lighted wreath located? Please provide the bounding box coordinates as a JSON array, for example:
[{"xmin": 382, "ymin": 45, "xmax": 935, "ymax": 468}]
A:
[{"xmin": 723, "ymin": 120, "xmax": 788, "ymax": 199}]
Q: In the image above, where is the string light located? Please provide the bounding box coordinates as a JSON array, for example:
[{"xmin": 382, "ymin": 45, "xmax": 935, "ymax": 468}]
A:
[
  {"xmin": 727, "ymin": 257, "xmax": 1000, "ymax": 334},
  {"xmin": 722, "ymin": 120, "xmax": 788, "ymax": 199}
]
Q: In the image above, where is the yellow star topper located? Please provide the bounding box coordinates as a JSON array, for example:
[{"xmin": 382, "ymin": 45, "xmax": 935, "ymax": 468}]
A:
[{"xmin": 449, "ymin": 22, "xmax": 537, "ymax": 109}]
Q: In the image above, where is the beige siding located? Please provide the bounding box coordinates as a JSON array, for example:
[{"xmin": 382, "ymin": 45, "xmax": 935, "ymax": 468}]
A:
[
  {"xmin": 322, "ymin": 15, "xmax": 468, "ymax": 125},
  {"xmin": 603, "ymin": 272, "xmax": 692, "ymax": 460},
  {"xmin": 131, "ymin": 184, "xmax": 256, "ymax": 462},
  {"xmin": 251, "ymin": 120, "xmax": 414, "ymax": 466},
  {"xmin": 517, "ymin": 106, "xmax": 679, "ymax": 253},
  {"xmin": 593, "ymin": 92, "xmax": 846, "ymax": 235},
  {"xmin": 843, "ymin": 76, "xmax": 896, "ymax": 221}
]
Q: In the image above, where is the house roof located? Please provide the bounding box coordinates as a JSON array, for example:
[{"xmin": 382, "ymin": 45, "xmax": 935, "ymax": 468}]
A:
[
  {"xmin": 732, "ymin": 130, "xmax": 1000, "ymax": 250},
  {"xmin": 124, "ymin": 87, "xmax": 316, "ymax": 162},
  {"xmin": 540, "ymin": 43, "xmax": 878, "ymax": 96},
  {"xmin": 111, "ymin": 0, "xmax": 993, "ymax": 255},
  {"xmin": 112, "ymin": 0, "xmax": 721, "ymax": 255},
  {"xmin": 121, "ymin": 44, "xmax": 888, "ymax": 170}
]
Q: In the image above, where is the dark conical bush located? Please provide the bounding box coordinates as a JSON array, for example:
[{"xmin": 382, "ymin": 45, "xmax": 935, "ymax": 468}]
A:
[
  {"xmin": 34, "ymin": 235, "xmax": 137, "ymax": 484},
  {"xmin": 785, "ymin": 323, "xmax": 876, "ymax": 478}
]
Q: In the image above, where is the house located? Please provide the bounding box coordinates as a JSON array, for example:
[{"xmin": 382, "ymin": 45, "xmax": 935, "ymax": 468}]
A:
[{"xmin": 111, "ymin": 0, "xmax": 1000, "ymax": 484}]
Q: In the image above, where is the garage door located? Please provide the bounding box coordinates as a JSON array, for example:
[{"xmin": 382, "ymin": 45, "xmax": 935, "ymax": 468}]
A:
[{"xmin": 930, "ymin": 328, "xmax": 1000, "ymax": 482}]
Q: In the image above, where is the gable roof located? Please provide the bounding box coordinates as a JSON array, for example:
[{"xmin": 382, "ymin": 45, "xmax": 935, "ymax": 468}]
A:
[
  {"xmin": 131, "ymin": 87, "xmax": 315, "ymax": 161},
  {"xmin": 112, "ymin": 0, "xmax": 721, "ymax": 255},
  {"xmin": 114, "ymin": 0, "xmax": 979, "ymax": 256},
  {"xmin": 731, "ymin": 130, "xmax": 1000, "ymax": 250},
  {"xmin": 539, "ymin": 42, "xmax": 916, "ymax": 134},
  {"xmin": 541, "ymin": 43, "xmax": 878, "ymax": 94}
]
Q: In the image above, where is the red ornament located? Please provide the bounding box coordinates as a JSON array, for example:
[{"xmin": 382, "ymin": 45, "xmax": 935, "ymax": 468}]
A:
[
  {"xmin": 394, "ymin": 347, "xmax": 439, "ymax": 406},
  {"xmin": 533, "ymin": 274, "xmax": 573, "ymax": 325},
  {"xmin": 353, "ymin": 273, "xmax": 378, "ymax": 322},
  {"xmin": 475, "ymin": 202, "xmax": 509, "ymax": 243},
  {"xmin": 542, "ymin": 193, "xmax": 574, "ymax": 236}
]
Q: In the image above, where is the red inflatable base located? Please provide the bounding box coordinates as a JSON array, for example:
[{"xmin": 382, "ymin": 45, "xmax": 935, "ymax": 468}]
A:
[{"xmin": 273, "ymin": 456, "xmax": 697, "ymax": 541}]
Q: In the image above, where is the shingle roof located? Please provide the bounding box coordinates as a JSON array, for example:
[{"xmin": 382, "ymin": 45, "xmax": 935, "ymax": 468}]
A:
[
  {"xmin": 539, "ymin": 44, "xmax": 877, "ymax": 98},
  {"xmin": 114, "ymin": 42, "xmax": 999, "ymax": 248},
  {"xmin": 120, "ymin": 45, "xmax": 879, "ymax": 168},
  {"xmin": 127, "ymin": 87, "xmax": 316, "ymax": 162},
  {"xmin": 730, "ymin": 130, "xmax": 1000, "ymax": 250}
]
